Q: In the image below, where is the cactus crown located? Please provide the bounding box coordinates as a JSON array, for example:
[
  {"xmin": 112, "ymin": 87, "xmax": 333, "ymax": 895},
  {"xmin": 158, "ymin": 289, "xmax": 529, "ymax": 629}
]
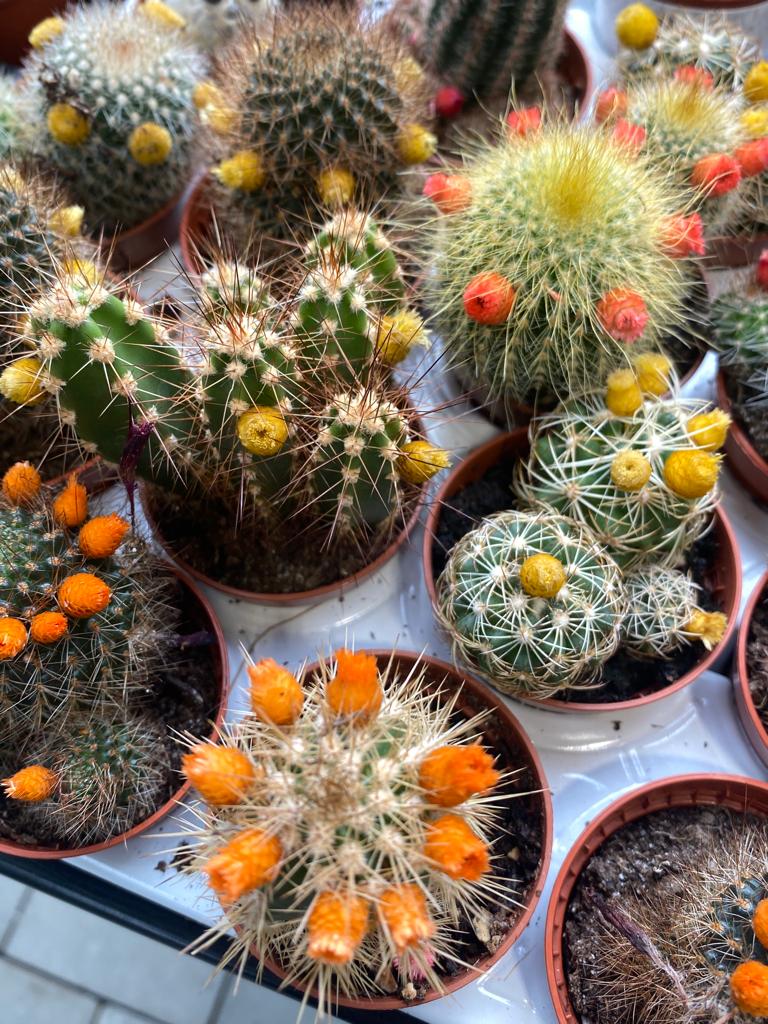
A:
[{"xmin": 179, "ymin": 650, "xmax": 515, "ymax": 1005}]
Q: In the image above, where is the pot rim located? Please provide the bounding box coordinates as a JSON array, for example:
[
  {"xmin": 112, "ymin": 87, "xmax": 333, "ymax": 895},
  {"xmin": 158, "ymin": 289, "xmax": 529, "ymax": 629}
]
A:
[
  {"xmin": 251, "ymin": 647, "xmax": 554, "ymax": 1010},
  {"xmin": 544, "ymin": 772, "xmax": 768, "ymax": 1024},
  {"xmin": 734, "ymin": 569, "xmax": 768, "ymax": 766},
  {"xmin": 423, "ymin": 430, "xmax": 742, "ymax": 713},
  {"xmin": 0, "ymin": 566, "xmax": 229, "ymax": 860},
  {"xmin": 717, "ymin": 371, "xmax": 768, "ymax": 492}
]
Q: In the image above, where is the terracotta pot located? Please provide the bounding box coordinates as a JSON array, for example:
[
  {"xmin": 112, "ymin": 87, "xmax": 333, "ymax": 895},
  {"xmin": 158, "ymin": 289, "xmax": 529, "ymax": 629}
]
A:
[
  {"xmin": 558, "ymin": 28, "xmax": 594, "ymax": 114},
  {"xmin": 423, "ymin": 430, "xmax": 742, "ymax": 713},
  {"xmin": 545, "ymin": 773, "xmax": 768, "ymax": 1024},
  {"xmin": 178, "ymin": 173, "xmax": 212, "ymax": 281},
  {"xmin": 0, "ymin": 568, "xmax": 229, "ymax": 860},
  {"xmin": 717, "ymin": 371, "xmax": 768, "ymax": 507},
  {"xmin": 733, "ymin": 570, "xmax": 768, "ymax": 770},
  {"xmin": 0, "ymin": 0, "xmax": 63, "ymax": 64},
  {"xmin": 103, "ymin": 189, "xmax": 186, "ymax": 271},
  {"xmin": 252, "ymin": 648, "xmax": 553, "ymax": 1011},
  {"xmin": 709, "ymin": 232, "xmax": 768, "ymax": 271}
]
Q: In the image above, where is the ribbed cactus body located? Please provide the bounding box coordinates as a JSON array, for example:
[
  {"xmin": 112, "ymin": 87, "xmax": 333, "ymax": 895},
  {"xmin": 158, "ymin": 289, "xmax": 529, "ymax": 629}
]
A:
[
  {"xmin": 712, "ymin": 289, "xmax": 768, "ymax": 372},
  {"xmin": 0, "ymin": 503, "xmax": 72, "ymax": 613},
  {"xmin": 0, "ymin": 172, "xmax": 57, "ymax": 332},
  {"xmin": 703, "ymin": 877, "xmax": 768, "ymax": 971},
  {"xmin": 622, "ymin": 566, "xmax": 698, "ymax": 656}
]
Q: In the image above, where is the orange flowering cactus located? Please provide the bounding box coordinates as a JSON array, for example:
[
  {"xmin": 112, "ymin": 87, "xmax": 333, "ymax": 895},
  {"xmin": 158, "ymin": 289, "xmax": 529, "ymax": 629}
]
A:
[{"xmin": 179, "ymin": 651, "xmax": 517, "ymax": 1007}]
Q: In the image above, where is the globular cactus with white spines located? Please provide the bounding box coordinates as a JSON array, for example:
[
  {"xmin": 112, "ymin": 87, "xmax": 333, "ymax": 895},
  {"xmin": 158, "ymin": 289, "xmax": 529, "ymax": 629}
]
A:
[
  {"xmin": 435, "ymin": 509, "xmax": 626, "ymax": 698},
  {"xmin": 515, "ymin": 366, "xmax": 728, "ymax": 571},
  {"xmin": 199, "ymin": 6, "xmax": 435, "ymax": 249},
  {"xmin": 164, "ymin": 0, "xmax": 274, "ymax": 54},
  {"xmin": 423, "ymin": 118, "xmax": 695, "ymax": 413},
  {"xmin": 177, "ymin": 649, "xmax": 515, "ymax": 1006},
  {"xmin": 22, "ymin": 0, "xmax": 206, "ymax": 233},
  {"xmin": 622, "ymin": 566, "xmax": 727, "ymax": 657},
  {"xmin": 0, "ymin": 74, "xmax": 23, "ymax": 161}
]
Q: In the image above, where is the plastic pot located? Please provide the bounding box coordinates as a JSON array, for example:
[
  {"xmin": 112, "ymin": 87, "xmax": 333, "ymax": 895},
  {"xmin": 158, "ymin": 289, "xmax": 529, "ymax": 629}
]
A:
[
  {"xmin": 423, "ymin": 430, "xmax": 742, "ymax": 713},
  {"xmin": 0, "ymin": 568, "xmax": 229, "ymax": 859},
  {"xmin": 545, "ymin": 773, "xmax": 768, "ymax": 1023},
  {"xmin": 252, "ymin": 648, "xmax": 553, "ymax": 1011},
  {"xmin": 717, "ymin": 371, "xmax": 768, "ymax": 506},
  {"xmin": 733, "ymin": 570, "xmax": 768, "ymax": 770}
]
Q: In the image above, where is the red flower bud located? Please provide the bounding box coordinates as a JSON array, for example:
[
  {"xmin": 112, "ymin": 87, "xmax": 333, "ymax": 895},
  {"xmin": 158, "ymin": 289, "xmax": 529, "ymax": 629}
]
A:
[
  {"xmin": 435, "ymin": 86, "xmax": 465, "ymax": 120},
  {"xmin": 660, "ymin": 212, "xmax": 706, "ymax": 258},
  {"xmin": 596, "ymin": 288, "xmax": 649, "ymax": 343},
  {"xmin": 506, "ymin": 106, "xmax": 541, "ymax": 136},
  {"xmin": 423, "ymin": 172, "xmax": 472, "ymax": 213},
  {"xmin": 463, "ymin": 272, "xmax": 517, "ymax": 325},
  {"xmin": 595, "ymin": 87, "xmax": 628, "ymax": 123},
  {"xmin": 673, "ymin": 65, "xmax": 714, "ymax": 89},
  {"xmin": 691, "ymin": 153, "xmax": 742, "ymax": 197},
  {"xmin": 734, "ymin": 138, "xmax": 768, "ymax": 178},
  {"xmin": 613, "ymin": 118, "xmax": 646, "ymax": 153},
  {"xmin": 757, "ymin": 250, "xmax": 768, "ymax": 292}
]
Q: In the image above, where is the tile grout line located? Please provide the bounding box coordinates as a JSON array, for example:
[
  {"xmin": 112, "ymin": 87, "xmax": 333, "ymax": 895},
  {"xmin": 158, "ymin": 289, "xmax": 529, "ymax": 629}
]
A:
[
  {"xmin": 0, "ymin": 886, "xmax": 33, "ymax": 951},
  {"xmin": 204, "ymin": 970, "xmax": 232, "ymax": 1024}
]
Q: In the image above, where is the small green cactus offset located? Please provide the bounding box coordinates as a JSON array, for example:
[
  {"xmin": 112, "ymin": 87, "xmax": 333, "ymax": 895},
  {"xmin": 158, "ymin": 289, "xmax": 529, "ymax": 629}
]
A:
[
  {"xmin": 622, "ymin": 566, "xmax": 727, "ymax": 656},
  {"xmin": 22, "ymin": 0, "xmax": 206, "ymax": 232}
]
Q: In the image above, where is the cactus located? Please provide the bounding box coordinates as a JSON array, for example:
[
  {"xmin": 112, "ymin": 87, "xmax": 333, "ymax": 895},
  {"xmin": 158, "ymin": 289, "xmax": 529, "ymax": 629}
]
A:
[
  {"xmin": 176, "ymin": 649, "xmax": 516, "ymax": 1005},
  {"xmin": 22, "ymin": 0, "xmax": 206, "ymax": 233},
  {"xmin": 202, "ymin": 6, "xmax": 434, "ymax": 249},
  {"xmin": 622, "ymin": 566, "xmax": 727, "ymax": 657},
  {"xmin": 515, "ymin": 376, "xmax": 727, "ymax": 571},
  {"xmin": 435, "ymin": 509, "xmax": 625, "ymax": 698},
  {"xmin": 0, "ymin": 74, "xmax": 22, "ymax": 161},
  {"xmin": 164, "ymin": 0, "xmax": 273, "ymax": 53},
  {"xmin": 424, "ymin": 119, "xmax": 693, "ymax": 411},
  {"xmin": 422, "ymin": 0, "xmax": 569, "ymax": 105}
]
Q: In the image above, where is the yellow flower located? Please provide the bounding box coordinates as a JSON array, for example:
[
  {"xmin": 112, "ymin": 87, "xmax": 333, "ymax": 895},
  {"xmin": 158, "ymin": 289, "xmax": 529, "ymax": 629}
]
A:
[
  {"xmin": 61, "ymin": 257, "xmax": 100, "ymax": 287},
  {"xmin": 741, "ymin": 106, "xmax": 768, "ymax": 139},
  {"xmin": 396, "ymin": 440, "xmax": 451, "ymax": 484},
  {"xmin": 193, "ymin": 81, "xmax": 223, "ymax": 110},
  {"xmin": 376, "ymin": 310, "xmax": 427, "ymax": 365},
  {"xmin": 316, "ymin": 167, "xmax": 355, "ymax": 207},
  {"xmin": 141, "ymin": 0, "xmax": 186, "ymax": 30},
  {"xmin": 396, "ymin": 123, "xmax": 437, "ymax": 165},
  {"xmin": 28, "ymin": 15, "xmax": 65, "ymax": 49},
  {"xmin": 129, "ymin": 122, "xmax": 173, "ymax": 166},
  {"xmin": 687, "ymin": 410, "xmax": 730, "ymax": 452},
  {"xmin": 611, "ymin": 450, "xmax": 651, "ymax": 491},
  {"xmin": 47, "ymin": 104, "xmax": 90, "ymax": 146},
  {"xmin": 606, "ymin": 368, "xmax": 643, "ymax": 417},
  {"xmin": 0, "ymin": 357, "xmax": 46, "ymax": 405},
  {"xmin": 214, "ymin": 150, "xmax": 265, "ymax": 192},
  {"xmin": 0, "ymin": 166, "xmax": 25, "ymax": 193},
  {"xmin": 744, "ymin": 62, "xmax": 768, "ymax": 104},
  {"xmin": 519, "ymin": 553, "xmax": 566, "ymax": 598},
  {"xmin": 633, "ymin": 352, "xmax": 671, "ymax": 396},
  {"xmin": 49, "ymin": 204, "xmax": 84, "ymax": 237},
  {"xmin": 684, "ymin": 610, "xmax": 727, "ymax": 650},
  {"xmin": 236, "ymin": 406, "xmax": 288, "ymax": 456},
  {"xmin": 615, "ymin": 3, "xmax": 659, "ymax": 50},
  {"xmin": 393, "ymin": 56, "xmax": 424, "ymax": 92},
  {"xmin": 663, "ymin": 449, "xmax": 720, "ymax": 498},
  {"xmin": 204, "ymin": 105, "xmax": 238, "ymax": 135}
]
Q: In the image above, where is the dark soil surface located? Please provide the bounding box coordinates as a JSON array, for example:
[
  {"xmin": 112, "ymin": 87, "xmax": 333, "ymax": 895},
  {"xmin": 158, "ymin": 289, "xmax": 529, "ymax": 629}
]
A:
[
  {"xmin": 0, "ymin": 578, "xmax": 222, "ymax": 850},
  {"xmin": 565, "ymin": 806, "xmax": 762, "ymax": 1023},
  {"xmin": 746, "ymin": 589, "xmax": 768, "ymax": 730},
  {"xmin": 432, "ymin": 457, "xmax": 721, "ymax": 705},
  {"xmin": 0, "ymin": 405, "xmax": 78, "ymax": 481},
  {"xmin": 723, "ymin": 368, "xmax": 768, "ymax": 464}
]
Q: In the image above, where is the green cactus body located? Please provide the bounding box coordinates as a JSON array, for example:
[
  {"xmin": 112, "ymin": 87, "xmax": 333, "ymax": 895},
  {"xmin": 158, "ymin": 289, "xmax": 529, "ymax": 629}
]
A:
[
  {"xmin": 0, "ymin": 503, "xmax": 73, "ymax": 613},
  {"xmin": 24, "ymin": 2, "xmax": 205, "ymax": 231},
  {"xmin": 435, "ymin": 509, "xmax": 625, "ymax": 697},
  {"xmin": 712, "ymin": 288, "xmax": 768, "ymax": 372},
  {"xmin": 703, "ymin": 876, "xmax": 768, "ymax": 972},
  {"xmin": 0, "ymin": 75, "xmax": 21, "ymax": 161},
  {"xmin": 622, "ymin": 566, "xmax": 699, "ymax": 656},
  {"xmin": 295, "ymin": 264, "xmax": 373, "ymax": 380},
  {"xmin": 0, "ymin": 170, "xmax": 58, "ymax": 333}
]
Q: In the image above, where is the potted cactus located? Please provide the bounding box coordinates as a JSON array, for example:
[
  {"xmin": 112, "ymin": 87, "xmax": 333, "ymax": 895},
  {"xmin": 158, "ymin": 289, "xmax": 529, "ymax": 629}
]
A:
[
  {"xmin": 425, "ymin": 369, "xmax": 741, "ymax": 709},
  {"xmin": 0, "ymin": 463, "xmax": 228, "ymax": 856},
  {"xmin": 713, "ymin": 254, "xmax": 768, "ymax": 505},
  {"xmin": 546, "ymin": 774, "xmax": 768, "ymax": 1024},
  {"xmin": 733, "ymin": 569, "xmax": 768, "ymax": 770},
  {"xmin": 175, "ymin": 647, "xmax": 552, "ymax": 1010},
  {"xmin": 19, "ymin": 0, "xmax": 208, "ymax": 268}
]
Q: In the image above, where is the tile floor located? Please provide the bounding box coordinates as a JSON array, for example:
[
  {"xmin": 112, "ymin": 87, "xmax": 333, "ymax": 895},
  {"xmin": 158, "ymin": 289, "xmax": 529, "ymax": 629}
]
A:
[{"xmin": 0, "ymin": 873, "xmax": 330, "ymax": 1024}]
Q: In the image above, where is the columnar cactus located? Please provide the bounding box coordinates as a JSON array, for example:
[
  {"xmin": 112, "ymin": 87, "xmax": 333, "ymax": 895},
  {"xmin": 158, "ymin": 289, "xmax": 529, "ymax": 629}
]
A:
[
  {"xmin": 435, "ymin": 509, "xmax": 625, "ymax": 697},
  {"xmin": 177, "ymin": 649, "xmax": 515, "ymax": 1004},
  {"xmin": 424, "ymin": 119, "xmax": 694, "ymax": 411},
  {"xmin": 622, "ymin": 566, "xmax": 727, "ymax": 656},
  {"xmin": 421, "ymin": 0, "xmax": 569, "ymax": 105},
  {"xmin": 22, "ymin": 0, "xmax": 206, "ymax": 232}
]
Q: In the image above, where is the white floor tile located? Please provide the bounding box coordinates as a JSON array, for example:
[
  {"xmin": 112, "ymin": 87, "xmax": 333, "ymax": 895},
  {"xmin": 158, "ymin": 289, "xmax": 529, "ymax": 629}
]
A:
[
  {"xmin": 216, "ymin": 976, "xmax": 342, "ymax": 1024},
  {"xmin": 95, "ymin": 1006, "xmax": 161, "ymax": 1024},
  {"xmin": 0, "ymin": 955, "xmax": 97, "ymax": 1024},
  {"xmin": 0, "ymin": 875, "xmax": 27, "ymax": 943},
  {"xmin": 6, "ymin": 892, "xmax": 225, "ymax": 1024}
]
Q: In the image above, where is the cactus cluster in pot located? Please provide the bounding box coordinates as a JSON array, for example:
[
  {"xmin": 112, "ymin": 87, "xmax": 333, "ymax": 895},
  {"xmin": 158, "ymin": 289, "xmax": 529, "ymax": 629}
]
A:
[{"xmin": 176, "ymin": 648, "xmax": 517, "ymax": 1007}]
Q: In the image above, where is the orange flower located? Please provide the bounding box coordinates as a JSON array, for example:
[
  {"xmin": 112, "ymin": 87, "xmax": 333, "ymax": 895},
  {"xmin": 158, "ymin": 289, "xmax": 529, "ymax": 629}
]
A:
[
  {"xmin": 182, "ymin": 744, "xmax": 259, "ymax": 805},
  {"xmin": 595, "ymin": 87, "xmax": 628, "ymax": 123},
  {"xmin": 691, "ymin": 153, "xmax": 742, "ymax": 197},
  {"xmin": 204, "ymin": 828, "xmax": 282, "ymax": 903},
  {"xmin": 506, "ymin": 106, "xmax": 541, "ymax": 136},
  {"xmin": 735, "ymin": 138, "xmax": 768, "ymax": 178},
  {"xmin": 248, "ymin": 658, "xmax": 304, "ymax": 726},
  {"xmin": 52, "ymin": 476, "xmax": 88, "ymax": 528},
  {"xmin": 57, "ymin": 573, "xmax": 111, "ymax": 618},
  {"xmin": 419, "ymin": 744, "xmax": 500, "ymax": 806},
  {"xmin": 326, "ymin": 649, "xmax": 383, "ymax": 721},
  {"xmin": 463, "ymin": 272, "xmax": 517, "ymax": 325},
  {"xmin": 78, "ymin": 514, "xmax": 130, "ymax": 558},
  {"xmin": 0, "ymin": 617, "xmax": 28, "ymax": 660},
  {"xmin": 29, "ymin": 611, "xmax": 68, "ymax": 644},
  {"xmin": 307, "ymin": 891, "xmax": 369, "ymax": 964},
  {"xmin": 422, "ymin": 172, "xmax": 472, "ymax": 214},
  {"xmin": 379, "ymin": 884, "xmax": 435, "ymax": 953},
  {"xmin": 596, "ymin": 288, "xmax": 649, "ymax": 343},
  {"xmin": 2, "ymin": 765, "xmax": 58, "ymax": 802},
  {"xmin": 731, "ymin": 960, "xmax": 768, "ymax": 1017},
  {"xmin": 612, "ymin": 118, "xmax": 646, "ymax": 153},
  {"xmin": 423, "ymin": 813, "xmax": 491, "ymax": 880},
  {"xmin": 673, "ymin": 65, "xmax": 714, "ymax": 89},
  {"xmin": 660, "ymin": 213, "xmax": 706, "ymax": 258},
  {"xmin": 754, "ymin": 899, "xmax": 768, "ymax": 949},
  {"xmin": 2, "ymin": 462, "xmax": 41, "ymax": 504}
]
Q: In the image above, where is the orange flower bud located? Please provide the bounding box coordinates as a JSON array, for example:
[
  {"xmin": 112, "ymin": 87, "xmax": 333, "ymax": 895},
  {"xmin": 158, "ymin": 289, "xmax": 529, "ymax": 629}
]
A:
[
  {"xmin": 0, "ymin": 618, "xmax": 28, "ymax": 660},
  {"xmin": 731, "ymin": 960, "xmax": 768, "ymax": 1017},
  {"xmin": 248, "ymin": 658, "xmax": 304, "ymax": 726},
  {"xmin": 506, "ymin": 106, "xmax": 541, "ymax": 136},
  {"xmin": 57, "ymin": 573, "xmax": 111, "ymax": 618},
  {"xmin": 596, "ymin": 288, "xmax": 649, "ymax": 343},
  {"xmin": 735, "ymin": 138, "xmax": 768, "ymax": 178},
  {"xmin": 673, "ymin": 65, "xmax": 714, "ymax": 89},
  {"xmin": 307, "ymin": 891, "xmax": 369, "ymax": 964},
  {"xmin": 2, "ymin": 462, "xmax": 41, "ymax": 504},
  {"xmin": 182, "ymin": 744, "xmax": 259, "ymax": 805},
  {"xmin": 29, "ymin": 611, "xmax": 68, "ymax": 644},
  {"xmin": 660, "ymin": 212, "xmax": 706, "ymax": 259},
  {"xmin": 754, "ymin": 899, "xmax": 768, "ymax": 949},
  {"xmin": 326, "ymin": 649, "xmax": 383, "ymax": 722},
  {"xmin": 612, "ymin": 118, "xmax": 646, "ymax": 152},
  {"xmin": 423, "ymin": 813, "xmax": 491, "ymax": 880},
  {"xmin": 204, "ymin": 828, "xmax": 282, "ymax": 903},
  {"xmin": 691, "ymin": 153, "xmax": 742, "ymax": 197},
  {"xmin": 463, "ymin": 272, "xmax": 517, "ymax": 325},
  {"xmin": 52, "ymin": 476, "xmax": 88, "ymax": 528},
  {"xmin": 78, "ymin": 514, "xmax": 130, "ymax": 558},
  {"xmin": 379, "ymin": 884, "xmax": 435, "ymax": 953},
  {"xmin": 422, "ymin": 172, "xmax": 472, "ymax": 214},
  {"xmin": 2, "ymin": 765, "xmax": 58, "ymax": 802},
  {"xmin": 419, "ymin": 743, "xmax": 499, "ymax": 806},
  {"xmin": 595, "ymin": 87, "xmax": 628, "ymax": 123}
]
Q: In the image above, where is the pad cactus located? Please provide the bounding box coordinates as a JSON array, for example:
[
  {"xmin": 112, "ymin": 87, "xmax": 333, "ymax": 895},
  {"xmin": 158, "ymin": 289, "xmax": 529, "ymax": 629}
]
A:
[
  {"xmin": 435, "ymin": 509, "xmax": 625, "ymax": 697},
  {"xmin": 622, "ymin": 566, "xmax": 727, "ymax": 657},
  {"xmin": 176, "ymin": 649, "xmax": 515, "ymax": 1006},
  {"xmin": 424, "ymin": 119, "xmax": 693, "ymax": 411},
  {"xmin": 22, "ymin": 0, "xmax": 206, "ymax": 232}
]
